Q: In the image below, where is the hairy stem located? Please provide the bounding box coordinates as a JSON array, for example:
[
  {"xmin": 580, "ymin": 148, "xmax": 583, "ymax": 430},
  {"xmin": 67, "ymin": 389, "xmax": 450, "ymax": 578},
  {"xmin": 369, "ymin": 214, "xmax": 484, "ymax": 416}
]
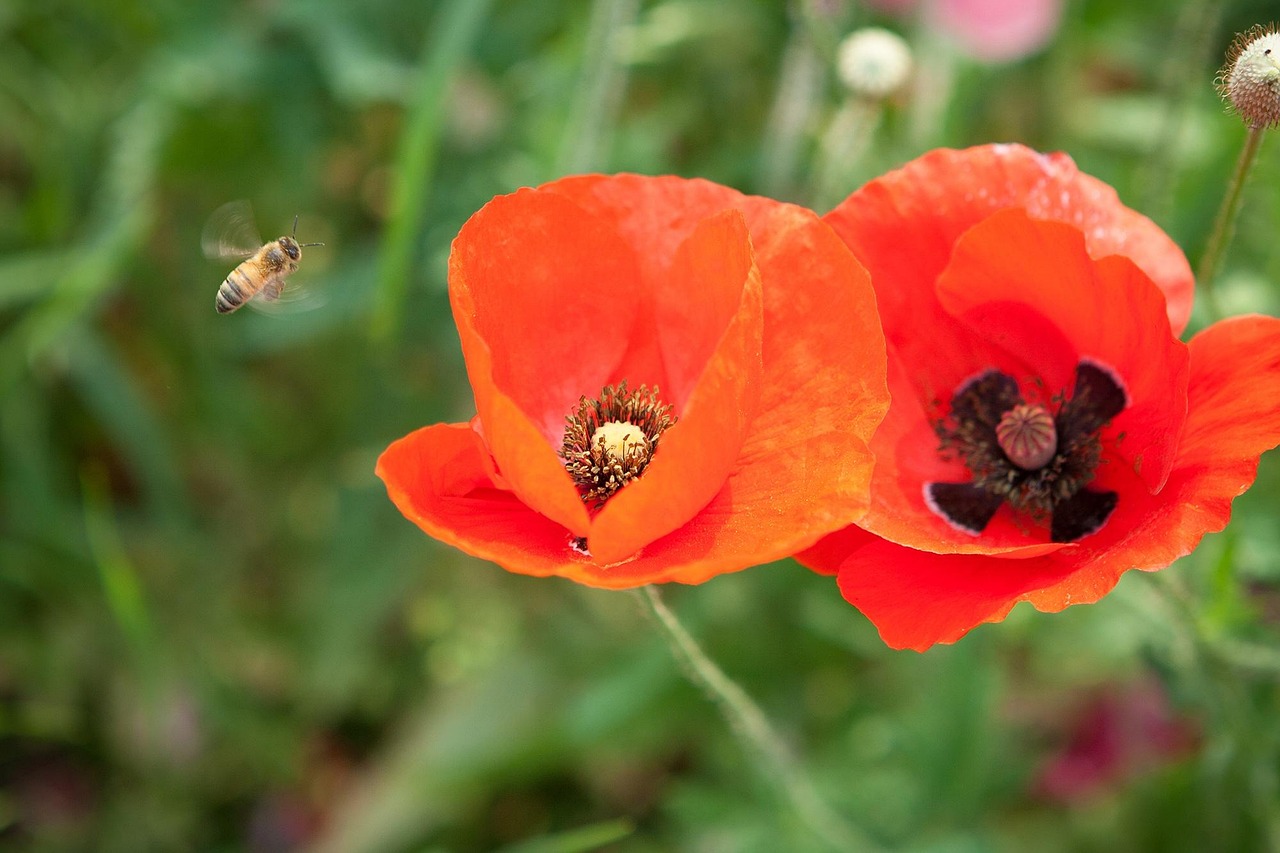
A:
[
  {"xmin": 1196, "ymin": 125, "xmax": 1266, "ymax": 320},
  {"xmin": 636, "ymin": 586, "xmax": 877, "ymax": 851}
]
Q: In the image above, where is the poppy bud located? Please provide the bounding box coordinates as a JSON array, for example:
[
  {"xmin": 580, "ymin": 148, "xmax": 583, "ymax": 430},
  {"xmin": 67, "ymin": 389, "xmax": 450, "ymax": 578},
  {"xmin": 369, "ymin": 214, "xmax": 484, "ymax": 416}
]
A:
[{"xmin": 1218, "ymin": 24, "xmax": 1280, "ymax": 129}]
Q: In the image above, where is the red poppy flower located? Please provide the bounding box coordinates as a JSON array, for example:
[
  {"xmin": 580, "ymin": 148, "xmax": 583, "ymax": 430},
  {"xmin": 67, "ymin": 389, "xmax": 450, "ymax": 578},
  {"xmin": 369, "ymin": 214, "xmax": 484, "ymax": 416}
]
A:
[
  {"xmin": 799, "ymin": 144, "xmax": 1280, "ymax": 650},
  {"xmin": 378, "ymin": 175, "xmax": 888, "ymax": 587}
]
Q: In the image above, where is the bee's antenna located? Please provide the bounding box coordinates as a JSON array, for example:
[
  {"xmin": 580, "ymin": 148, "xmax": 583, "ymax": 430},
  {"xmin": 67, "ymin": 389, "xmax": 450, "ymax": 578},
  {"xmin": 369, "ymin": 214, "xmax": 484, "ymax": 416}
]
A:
[
  {"xmin": 299, "ymin": 242, "xmax": 325, "ymax": 248},
  {"xmin": 291, "ymin": 214, "xmax": 299, "ymax": 237}
]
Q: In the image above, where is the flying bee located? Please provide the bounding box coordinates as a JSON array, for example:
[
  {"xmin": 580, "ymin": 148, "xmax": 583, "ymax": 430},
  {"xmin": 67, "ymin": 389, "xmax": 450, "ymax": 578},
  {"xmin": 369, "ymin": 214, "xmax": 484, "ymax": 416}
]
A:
[{"xmin": 203, "ymin": 200, "xmax": 324, "ymax": 314}]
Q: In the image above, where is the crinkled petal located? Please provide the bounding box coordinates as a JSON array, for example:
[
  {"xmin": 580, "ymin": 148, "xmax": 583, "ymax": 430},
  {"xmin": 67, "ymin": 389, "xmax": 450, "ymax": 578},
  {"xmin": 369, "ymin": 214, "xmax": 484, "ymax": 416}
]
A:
[
  {"xmin": 828, "ymin": 527, "xmax": 1077, "ymax": 651},
  {"xmin": 824, "ymin": 144, "xmax": 1194, "ymax": 336},
  {"xmin": 545, "ymin": 174, "xmax": 748, "ymax": 287},
  {"xmin": 1026, "ymin": 314, "xmax": 1280, "ymax": 611}
]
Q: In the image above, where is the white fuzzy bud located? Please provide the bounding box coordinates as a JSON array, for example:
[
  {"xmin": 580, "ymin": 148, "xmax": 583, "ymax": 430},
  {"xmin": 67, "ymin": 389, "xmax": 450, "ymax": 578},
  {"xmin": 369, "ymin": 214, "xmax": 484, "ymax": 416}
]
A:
[
  {"xmin": 1218, "ymin": 24, "xmax": 1280, "ymax": 129},
  {"xmin": 836, "ymin": 28, "xmax": 913, "ymax": 100}
]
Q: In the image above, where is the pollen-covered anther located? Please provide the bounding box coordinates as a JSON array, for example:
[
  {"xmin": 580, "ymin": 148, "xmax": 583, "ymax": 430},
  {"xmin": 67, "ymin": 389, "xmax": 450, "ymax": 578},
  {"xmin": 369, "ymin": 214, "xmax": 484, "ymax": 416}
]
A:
[
  {"xmin": 996, "ymin": 403, "xmax": 1058, "ymax": 471},
  {"xmin": 560, "ymin": 381, "xmax": 676, "ymax": 508},
  {"xmin": 1218, "ymin": 23, "xmax": 1280, "ymax": 129}
]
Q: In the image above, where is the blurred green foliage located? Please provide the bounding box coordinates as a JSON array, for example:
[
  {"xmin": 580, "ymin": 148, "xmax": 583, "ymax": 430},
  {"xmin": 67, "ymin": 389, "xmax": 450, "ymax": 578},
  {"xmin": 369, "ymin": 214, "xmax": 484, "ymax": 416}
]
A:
[{"xmin": 2, "ymin": 0, "xmax": 1280, "ymax": 850}]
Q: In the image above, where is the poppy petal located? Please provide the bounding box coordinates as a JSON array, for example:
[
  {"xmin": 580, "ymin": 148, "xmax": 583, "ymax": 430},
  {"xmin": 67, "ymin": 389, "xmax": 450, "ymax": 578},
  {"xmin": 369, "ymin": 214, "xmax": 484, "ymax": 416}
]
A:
[
  {"xmin": 450, "ymin": 188, "xmax": 657, "ymax": 537},
  {"xmin": 1173, "ymin": 315, "xmax": 1280, "ymax": 473},
  {"xmin": 588, "ymin": 210, "xmax": 764, "ymax": 565},
  {"xmin": 544, "ymin": 174, "xmax": 748, "ymax": 289},
  {"xmin": 830, "ymin": 528, "xmax": 1079, "ymax": 651},
  {"xmin": 825, "ymin": 144, "xmax": 1194, "ymax": 335},
  {"xmin": 1024, "ymin": 314, "xmax": 1280, "ymax": 611},
  {"xmin": 936, "ymin": 209, "xmax": 1190, "ymax": 493},
  {"xmin": 452, "ymin": 187, "xmax": 646, "ymax": 439},
  {"xmin": 376, "ymin": 424, "xmax": 588, "ymax": 578},
  {"xmin": 677, "ymin": 202, "xmax": 888, "ymax": 568}
]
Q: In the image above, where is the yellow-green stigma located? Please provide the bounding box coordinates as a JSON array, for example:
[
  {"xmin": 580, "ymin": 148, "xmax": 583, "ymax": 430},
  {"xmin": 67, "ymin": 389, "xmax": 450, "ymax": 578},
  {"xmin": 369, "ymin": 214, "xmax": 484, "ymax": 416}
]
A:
[{"xmin": 561, "ymin": 382, "xmax": 676, "ymax": 507}]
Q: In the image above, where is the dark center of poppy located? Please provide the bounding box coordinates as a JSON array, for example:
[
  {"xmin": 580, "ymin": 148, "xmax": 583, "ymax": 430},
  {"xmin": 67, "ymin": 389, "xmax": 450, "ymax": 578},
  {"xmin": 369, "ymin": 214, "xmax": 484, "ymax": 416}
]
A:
[
  {"xmin": 927, "ymin": 362, "xmax": 1127, "ymax": 543},
  {"xmin": 561, "ymin": 381, "xmax": 676, "ymax": 507}
]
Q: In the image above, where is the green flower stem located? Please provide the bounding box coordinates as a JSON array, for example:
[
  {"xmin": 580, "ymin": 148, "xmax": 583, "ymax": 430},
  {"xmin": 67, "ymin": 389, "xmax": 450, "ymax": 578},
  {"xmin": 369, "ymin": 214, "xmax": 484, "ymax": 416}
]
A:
[
  {"xmin": 813, "ymin": 97, "xmax": 883, "ymax": 212},
  {"xmin": 758, "ymin": 24, "xmax": 824, "ymax": 199},
  {"xmin": 1196, "ymin": 124, "xmax": 1267, "ymax": 320},
  {"xmin": 636, "ymin": 586, "xmax": 876, "ymax": 851}
]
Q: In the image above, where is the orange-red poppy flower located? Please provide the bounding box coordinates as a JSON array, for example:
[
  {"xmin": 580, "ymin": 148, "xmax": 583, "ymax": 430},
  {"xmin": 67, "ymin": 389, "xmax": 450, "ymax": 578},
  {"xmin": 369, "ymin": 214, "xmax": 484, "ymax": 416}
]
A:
[
  {"xmin": 799, "ymin": 144, "xmax": 1280, "ymax": 650},
  {"xmin": 378, "ymin": 175, "xmax": 888, "ymax": 587}
]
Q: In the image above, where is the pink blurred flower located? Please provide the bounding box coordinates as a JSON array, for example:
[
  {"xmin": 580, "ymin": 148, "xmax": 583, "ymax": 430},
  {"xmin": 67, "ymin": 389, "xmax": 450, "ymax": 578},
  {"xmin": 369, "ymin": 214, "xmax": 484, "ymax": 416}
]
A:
[
  {"xmin": 926, "ymin": 0, "xmax": 1064, "ymax": 63},
  {"xmin": 862, "ymin": 0, "xmax": 1063, "ymax": 63}
]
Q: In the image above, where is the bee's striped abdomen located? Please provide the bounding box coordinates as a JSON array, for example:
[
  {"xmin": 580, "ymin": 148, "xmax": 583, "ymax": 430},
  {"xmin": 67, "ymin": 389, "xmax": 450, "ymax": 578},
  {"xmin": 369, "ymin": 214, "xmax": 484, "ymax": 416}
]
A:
[{"xmin": 215, "ymin": 263, "xmax": 261, "ymax": 314}]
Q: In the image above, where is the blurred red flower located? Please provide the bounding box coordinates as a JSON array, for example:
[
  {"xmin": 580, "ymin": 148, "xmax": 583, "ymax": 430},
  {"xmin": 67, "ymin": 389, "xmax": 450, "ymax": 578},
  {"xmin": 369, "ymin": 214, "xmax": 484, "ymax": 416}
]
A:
[
  {"xmin": 800, "ymin": 144, "xmax": 1280, "ymax": 650},
  {"xmin": 379, "ymin": 175, "xmax": 888, "ymax": 587}
]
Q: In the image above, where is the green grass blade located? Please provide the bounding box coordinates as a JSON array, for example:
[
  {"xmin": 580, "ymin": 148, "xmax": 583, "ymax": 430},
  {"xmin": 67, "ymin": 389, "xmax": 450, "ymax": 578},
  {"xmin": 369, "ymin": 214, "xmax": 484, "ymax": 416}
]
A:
[
  {"xmin": 369, "ymin": 0, "xmax": 496, "ymax": 346},
  {"xmin": 495, "ymin": 819, "xmax": 635, "ymax": 853},
  {"xmin": 81, "ymin": 466, "xmax": 158, "ymax": 669}
]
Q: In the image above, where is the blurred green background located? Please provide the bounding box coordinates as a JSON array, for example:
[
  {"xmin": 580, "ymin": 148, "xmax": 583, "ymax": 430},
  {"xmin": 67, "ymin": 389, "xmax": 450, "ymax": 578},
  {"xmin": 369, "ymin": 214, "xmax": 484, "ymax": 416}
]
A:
[{"xmin": 3, "ymin": 0, "xmax": 1280, "ymax": 850}]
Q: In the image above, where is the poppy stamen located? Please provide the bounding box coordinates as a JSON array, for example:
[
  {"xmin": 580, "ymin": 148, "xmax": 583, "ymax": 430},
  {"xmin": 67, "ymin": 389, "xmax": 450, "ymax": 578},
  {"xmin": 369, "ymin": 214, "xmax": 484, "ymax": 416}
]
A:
[{"xmin": 561, "ymin": 381, "xmax": 676, "ymax": 507}]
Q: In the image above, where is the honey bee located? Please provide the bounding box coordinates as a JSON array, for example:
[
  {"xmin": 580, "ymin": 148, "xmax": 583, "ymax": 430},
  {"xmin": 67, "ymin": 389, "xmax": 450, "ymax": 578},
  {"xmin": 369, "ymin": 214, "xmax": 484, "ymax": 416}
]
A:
[{"xmin": 203, "ymin": 200, "xmax": 324, "ymax": 314}]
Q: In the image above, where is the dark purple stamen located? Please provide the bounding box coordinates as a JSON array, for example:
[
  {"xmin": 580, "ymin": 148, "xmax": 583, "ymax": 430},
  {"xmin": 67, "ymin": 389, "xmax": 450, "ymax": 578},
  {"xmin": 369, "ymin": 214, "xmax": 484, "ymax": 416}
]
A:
[{"xmin": 927, "ymin": 361, "xmax": 1124, "ymax": 543}]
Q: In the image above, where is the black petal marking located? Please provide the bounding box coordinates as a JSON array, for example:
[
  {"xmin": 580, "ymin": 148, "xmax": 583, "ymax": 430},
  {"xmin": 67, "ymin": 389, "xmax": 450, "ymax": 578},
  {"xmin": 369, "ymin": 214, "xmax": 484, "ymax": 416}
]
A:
[
  {"xmin": 950, "ymin": 370, "xmax": 1023, "ymax": 434},
  {"xmin": 925, "ymin": 482, "xmax": 1005, "ymax": 535},
  {"xmin": 1050, "ymin": 488, "xmax": 1118, "ymax": 543},
  {"xmin": 1059, "ymin": 361, "xmax": 1127, "ymax": 440}
]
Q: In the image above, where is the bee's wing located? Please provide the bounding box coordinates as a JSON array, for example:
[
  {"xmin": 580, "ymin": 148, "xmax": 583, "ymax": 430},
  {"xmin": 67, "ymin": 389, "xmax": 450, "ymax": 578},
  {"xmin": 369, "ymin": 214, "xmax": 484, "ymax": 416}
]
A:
[
  {"xmin": 245, "ymin": 275, "xmax": 328, "ymax": 315},
  {"xmin": 202, "ymin": 200, "xmax": 263, "ymax": 259}
]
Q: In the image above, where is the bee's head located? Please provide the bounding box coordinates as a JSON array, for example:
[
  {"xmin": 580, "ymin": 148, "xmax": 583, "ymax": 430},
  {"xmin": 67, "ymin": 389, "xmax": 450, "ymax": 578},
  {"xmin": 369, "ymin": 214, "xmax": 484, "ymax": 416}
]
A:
[{"xmin": 283, "ymin": 214, "xmax": 323, "ymax": 259}]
